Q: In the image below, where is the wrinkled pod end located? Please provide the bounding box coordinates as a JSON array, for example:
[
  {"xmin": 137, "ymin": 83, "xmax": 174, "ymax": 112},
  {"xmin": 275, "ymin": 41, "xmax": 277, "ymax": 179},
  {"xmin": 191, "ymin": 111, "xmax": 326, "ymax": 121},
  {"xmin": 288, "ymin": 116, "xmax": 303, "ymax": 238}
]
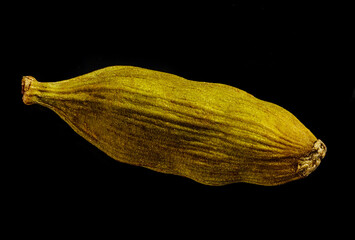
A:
[
  {"xmin": 21, "ymin": 76, "xmax": 38, "ymax": 105},
  {"xmin": 297, "ymin": 139, "xmax": 327, "ymax": 178}
]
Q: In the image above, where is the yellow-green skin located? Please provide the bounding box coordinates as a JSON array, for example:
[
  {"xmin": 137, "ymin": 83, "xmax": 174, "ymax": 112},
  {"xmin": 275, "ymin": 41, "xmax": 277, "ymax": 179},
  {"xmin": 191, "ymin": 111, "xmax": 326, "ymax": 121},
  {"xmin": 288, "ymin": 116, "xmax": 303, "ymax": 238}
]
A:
[{"xmin": 22, "ymin": 66, "xmax": 326, "ymax": 186}]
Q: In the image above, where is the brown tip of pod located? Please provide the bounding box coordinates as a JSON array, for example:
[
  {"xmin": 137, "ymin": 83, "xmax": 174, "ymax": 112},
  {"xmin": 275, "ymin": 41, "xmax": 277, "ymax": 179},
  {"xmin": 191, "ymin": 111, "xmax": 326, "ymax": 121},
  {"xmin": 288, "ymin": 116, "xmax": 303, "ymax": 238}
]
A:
[
  {"xmin": 297, "ymin": 139, "xmax": 327, "ymax": 177},
  {"xmin": 21, "ymin": 76, "xmax": 37, "ymax": 105}
]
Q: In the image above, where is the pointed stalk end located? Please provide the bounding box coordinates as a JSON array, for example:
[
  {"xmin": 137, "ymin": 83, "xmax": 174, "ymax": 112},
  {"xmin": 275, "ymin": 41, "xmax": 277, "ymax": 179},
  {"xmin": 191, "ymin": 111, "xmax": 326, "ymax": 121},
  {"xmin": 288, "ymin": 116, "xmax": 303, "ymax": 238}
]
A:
[{"xmin": 22, "ymin": 76, "xmax": 38, "ymax": 105}]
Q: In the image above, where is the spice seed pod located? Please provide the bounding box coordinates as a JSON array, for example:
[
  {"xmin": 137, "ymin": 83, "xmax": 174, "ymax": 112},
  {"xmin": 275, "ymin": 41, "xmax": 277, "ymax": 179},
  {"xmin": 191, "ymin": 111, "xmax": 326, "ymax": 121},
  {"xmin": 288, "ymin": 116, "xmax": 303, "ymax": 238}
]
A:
[{"xmin": 21, "ymin": 66, "xmax": 326, "ymax": 186}]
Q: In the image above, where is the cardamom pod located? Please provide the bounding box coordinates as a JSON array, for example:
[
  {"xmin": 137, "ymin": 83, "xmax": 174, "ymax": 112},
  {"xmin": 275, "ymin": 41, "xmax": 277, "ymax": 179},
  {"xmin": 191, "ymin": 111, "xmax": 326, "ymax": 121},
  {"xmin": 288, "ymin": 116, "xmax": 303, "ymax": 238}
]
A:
[{"xmin": 21, "ymin": 66, "xmax": 326, "ymax": 186}]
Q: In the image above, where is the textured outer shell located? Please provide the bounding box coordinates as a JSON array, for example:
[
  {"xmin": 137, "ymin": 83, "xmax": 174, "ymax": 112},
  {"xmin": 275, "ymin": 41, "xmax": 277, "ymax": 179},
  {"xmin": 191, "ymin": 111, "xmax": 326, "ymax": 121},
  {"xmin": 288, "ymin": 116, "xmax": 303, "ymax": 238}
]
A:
[{"xmin": 23, "ymin": 66, "xmax": 321, "ymax": 186}]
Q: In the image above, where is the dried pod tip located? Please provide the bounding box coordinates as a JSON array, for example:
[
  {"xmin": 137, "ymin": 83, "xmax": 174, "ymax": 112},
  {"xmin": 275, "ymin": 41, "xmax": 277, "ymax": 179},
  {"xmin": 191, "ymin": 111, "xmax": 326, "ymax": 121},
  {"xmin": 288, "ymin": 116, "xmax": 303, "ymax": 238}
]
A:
[
  {"xmin": 298, "ymin": 139, "xmax": 327, "ymax": 177},
  {"xmin": 21, "ymin": 76, "xmax": 37, "ymax": 105}
]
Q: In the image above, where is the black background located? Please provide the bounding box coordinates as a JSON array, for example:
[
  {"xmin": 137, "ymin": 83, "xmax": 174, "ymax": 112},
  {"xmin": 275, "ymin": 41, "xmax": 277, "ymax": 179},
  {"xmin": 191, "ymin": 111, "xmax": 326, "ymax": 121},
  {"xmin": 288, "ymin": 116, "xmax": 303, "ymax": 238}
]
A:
[{"xmin": 6, "ymin": 1, "xmax": 354, "ymax": 236}]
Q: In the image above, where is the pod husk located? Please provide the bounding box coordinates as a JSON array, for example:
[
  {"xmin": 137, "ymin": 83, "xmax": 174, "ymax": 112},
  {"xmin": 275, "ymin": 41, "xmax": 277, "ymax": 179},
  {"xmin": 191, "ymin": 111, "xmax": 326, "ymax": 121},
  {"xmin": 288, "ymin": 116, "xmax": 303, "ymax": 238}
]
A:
[{"xmin": 22, "ymin": 66, "xmax": 326, "ymax": 186}]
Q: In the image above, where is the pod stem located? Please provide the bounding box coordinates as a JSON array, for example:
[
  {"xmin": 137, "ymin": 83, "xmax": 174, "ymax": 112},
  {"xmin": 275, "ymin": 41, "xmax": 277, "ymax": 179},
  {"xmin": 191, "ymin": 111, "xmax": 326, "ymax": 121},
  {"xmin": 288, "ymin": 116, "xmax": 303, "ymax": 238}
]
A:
[{"xmin": 22, "ymin": 76, "xmax": 38, "ymax": 105}]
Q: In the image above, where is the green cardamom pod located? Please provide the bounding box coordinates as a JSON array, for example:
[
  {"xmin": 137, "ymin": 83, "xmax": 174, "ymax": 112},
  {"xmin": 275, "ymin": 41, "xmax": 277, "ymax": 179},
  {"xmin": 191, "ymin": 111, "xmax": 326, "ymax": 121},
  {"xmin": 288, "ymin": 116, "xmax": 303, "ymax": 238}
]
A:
[{"xmin": 22, "ymin": 66, "xmax": 326, "ymax": 186}]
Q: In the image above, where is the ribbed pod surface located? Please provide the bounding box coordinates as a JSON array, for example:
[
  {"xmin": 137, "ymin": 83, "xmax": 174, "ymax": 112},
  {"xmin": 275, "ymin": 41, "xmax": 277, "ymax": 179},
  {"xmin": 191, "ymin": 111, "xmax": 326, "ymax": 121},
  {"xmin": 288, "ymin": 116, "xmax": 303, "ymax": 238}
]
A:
[{"xmin": 22, "ymin": 66, "xmax": 326, "ymax": 186}]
